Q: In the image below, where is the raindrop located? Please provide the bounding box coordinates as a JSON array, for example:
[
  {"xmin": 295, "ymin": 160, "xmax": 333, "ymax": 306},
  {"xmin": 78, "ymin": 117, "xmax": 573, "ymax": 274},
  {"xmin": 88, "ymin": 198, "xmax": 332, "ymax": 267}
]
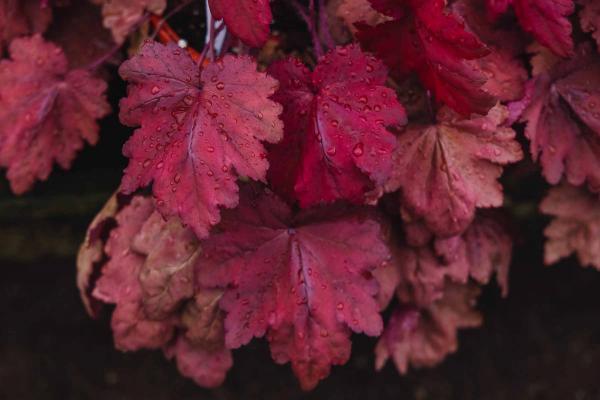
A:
[
  {"xmin": 216, "ymin": 82, "xmax": 225, "ymax": 90},
  {"xmin": 352, "ymin": 143, "xmax": 364, "ymax": 157}
]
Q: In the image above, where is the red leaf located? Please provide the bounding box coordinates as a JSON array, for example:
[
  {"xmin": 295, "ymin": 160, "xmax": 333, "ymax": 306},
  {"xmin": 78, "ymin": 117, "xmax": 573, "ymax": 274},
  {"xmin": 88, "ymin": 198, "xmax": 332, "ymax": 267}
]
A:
[
  {"xmin": 0, "ymin": 34, "xmax": 110, "ymax": 194},
  {"xmin": 385, "ymin": 105, "xmax": 523, "ymax": 237},
  {"xmin": 520, "ymin": 45, "xmax": 600, "ymax": 192},
  {"xmin": 0, "ymin": 0, "xmax": 52, "ymax": 48},
  {"xmin": 513, "ymin": 0, "xmax": 574, "ymax": 58},
  {"xmin": 208, "ymin": 0, "xmax": 272, "ymax": 47},
  {"xmin": 485, "ymin": 0, "xmax": 574, "ymax": 57},
  {"xmin": 580, "ymin": 0, "xmax": 600, "ymax": 50},
  {"xmin": 540, "ymin": 184, "xmax": 600, "ymax": 270},
  {"xmin": 452, "ymin": 0, "xmax": 528, "ymax": 102},
  {"xmin": 356, "ymin": 0, "xmax": 495, "ymax": 115},
  {"xmin": 118, "ymin": 41, "xmax": 282, "ymax": 238},
  {"xmin": 198, "ymin": 184, "xmax": 389, "ymax": 390},
  {"xmin": 90, "ymin": 0, "xmax": 166, "ymax": 44},
  {"xmin": 267, "ymin": 45, "xmax": 405, "ymax": 207},
  {"xmin": 375, "ymin": 283, "xmax": 482, "ymax": 374}
]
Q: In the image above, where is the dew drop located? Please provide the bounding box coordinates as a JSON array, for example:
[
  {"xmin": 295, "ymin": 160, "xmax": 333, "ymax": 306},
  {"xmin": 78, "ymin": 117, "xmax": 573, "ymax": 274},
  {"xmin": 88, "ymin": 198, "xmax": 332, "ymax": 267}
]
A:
[
  {"xmin": 326, "ymin": 146, "xmax": 337, "ymax": 156},
  {"xmin": 336, "ymin": 302, "xmax": 344, "ymax": 310},
  {"xmin": 330, "ymin": 119, "xmax": 339, "ymax": 128},
  {"xmin": 352, "ymin": 143, "xmax": 364, "ymax": 157},
  {"xmin": 143, "ymin": 159, "xmax": 151, "ymax": 167},
  {"xmin": 151, "ymin": 86, "xmax": 160, "ymax": 94},
  {"xmin": 207, "ymin": 146, "xmax": 215, "ymax": 153},
  {"xmin": 216, "ymin": 82, "xmax": 225, "ymax": 90},
  {"xmin": 358, "ymin": 95, "xmax": 368, "ymax": 104}
]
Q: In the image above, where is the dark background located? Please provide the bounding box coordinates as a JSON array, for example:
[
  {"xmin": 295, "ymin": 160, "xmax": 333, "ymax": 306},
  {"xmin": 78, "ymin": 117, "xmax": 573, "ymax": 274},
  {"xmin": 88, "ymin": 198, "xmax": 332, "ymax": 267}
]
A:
[{"xmin": 1, "ymin": 3, "xmax": 600, "ymax": 399}]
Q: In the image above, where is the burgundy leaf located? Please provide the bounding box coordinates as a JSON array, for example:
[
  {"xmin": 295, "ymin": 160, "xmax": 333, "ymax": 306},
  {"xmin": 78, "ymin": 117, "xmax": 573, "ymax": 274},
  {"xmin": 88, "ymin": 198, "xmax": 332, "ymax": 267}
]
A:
[
  {"xmin": 118, "ymin": 41, "xmax": 282, "ymax": 238},
  {"xmin": 485, "ymin": 0, "xmax": 574, "ymax": 57},
  {"xmin": 356, "ymin": 0, "xmax": 495, "ymax": 115},
  {"xmin": 0, "ymin": 34, "xmax": 110, "ymax": 194},
  {"xmin": 580, "ymin": 0, "xmax": 600, "ymax": 50},
  {"xmin": 267, "ymin": 44, "xmax": 405, "ymax": 207},
  {"xmin": 198, "ymin": 184, "xmax": 389, "ymax": 390},
  {"xmin": 0, "ymin": 0, "xmax": 52, "ymax": 48}
]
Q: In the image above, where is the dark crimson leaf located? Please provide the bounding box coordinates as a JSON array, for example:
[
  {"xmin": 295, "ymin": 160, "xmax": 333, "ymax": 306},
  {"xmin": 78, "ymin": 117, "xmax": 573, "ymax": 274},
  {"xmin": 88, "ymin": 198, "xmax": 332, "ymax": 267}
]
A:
[
  {"xmin": 0, "ymin": 0, "xmax": 52, "ymax": 49},
  {"xmin": 356, "ymin": 0, "xmax": 495, "ymax": 115},
  {"xmin": 208, "ymin": 0, "xmax": 272, "ymax": 47},
  {"xmin": 0, "ymin": 34, "xmax": 110, "ymax": 194},
  {"xmin": 267, "ymin": 45, "xmax": 405, "ymax": 207},
  {"xmin": 198, "ymin": 184, "xmax": 389, "ymax": 389},
  {"xmin": 385, "ymin": 105, "xmax": 522, "ymax": 237},
  {"xmin": 580, "ymin": 0, "xmax": 600, "ymax": 50},
  {"xmin": 485, "ymin": 0, "xmax": 574, "ymax": 57},
  {"xmin": 118, "ymin": 41, "xmax": 282, "ymax": 238},
  {"xmin": 540, "ymin": 184, "xmax": 600, "ymax": 270}
]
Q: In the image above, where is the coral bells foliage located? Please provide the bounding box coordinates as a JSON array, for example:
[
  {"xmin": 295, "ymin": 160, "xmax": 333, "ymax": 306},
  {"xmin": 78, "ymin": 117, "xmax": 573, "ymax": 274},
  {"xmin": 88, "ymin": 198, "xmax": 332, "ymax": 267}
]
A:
[
  {"xmin": 0, "ymin": 0, "xmax": 591, "ymax": 392},
  {"xmin": 118, "ymin": 40, "xmax": 283, "ymax": 238},
  {"xmin": 267, "ymin": 44, "xmax": 406, "ymax": 207}
]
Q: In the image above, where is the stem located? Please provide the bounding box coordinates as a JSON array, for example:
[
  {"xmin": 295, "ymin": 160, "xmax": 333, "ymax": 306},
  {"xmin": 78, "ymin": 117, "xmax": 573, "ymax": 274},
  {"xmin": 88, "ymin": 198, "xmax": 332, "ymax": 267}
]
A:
[
  {"xmin": 150, "ymin": 0, "xmax": 195, "ymax": 41},
  {"xmin": 208, "ymin": 15, "xmax": 216, "ymax": 61},
  {"xmin": 290, "ymin": 0, "xmax": 323, "ymax": 58},
  {"xmin": 85, "ymin": 12, "xmax": 152, "ymax": 72},
  {"xmin": 318, "ymin": 0, "xmax": 335, "ymax": 51}
]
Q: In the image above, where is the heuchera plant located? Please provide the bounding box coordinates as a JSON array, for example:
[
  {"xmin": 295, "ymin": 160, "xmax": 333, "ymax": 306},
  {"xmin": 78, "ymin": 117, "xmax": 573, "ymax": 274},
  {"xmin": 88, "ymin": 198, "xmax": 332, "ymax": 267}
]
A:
[{"xmin": 2, "ymin": 0, "xmax": 600, "ymax": 391}]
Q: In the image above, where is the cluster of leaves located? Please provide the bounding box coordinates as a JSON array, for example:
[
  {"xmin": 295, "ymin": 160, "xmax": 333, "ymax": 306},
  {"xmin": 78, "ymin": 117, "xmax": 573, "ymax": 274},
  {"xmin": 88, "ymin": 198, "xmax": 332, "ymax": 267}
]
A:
[{"xmin": 2, "ymin": 0, "xmax": 600, "ymax": 392}]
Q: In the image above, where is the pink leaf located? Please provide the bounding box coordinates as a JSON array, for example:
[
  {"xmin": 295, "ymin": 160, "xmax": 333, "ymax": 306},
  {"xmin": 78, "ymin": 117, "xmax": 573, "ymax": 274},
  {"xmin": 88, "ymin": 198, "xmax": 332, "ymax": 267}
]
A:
[
  {"xmin": 375, "ymin": 283, "xmax": 482, "ymax": 374},
  {"xmin": 0, "ymin": 34, "xmax": 110, "ymax": 194},
  {"xmin": 540, "ymin": 184, "xmax": 600, "ymax": 270},
  {"xmin": 198, "ymin": 184, "xmax": 389, "ymax": 389},
  {"xmin": 118, "ymin": 41, "xmax": 283, "ymax": 238},
  {"xmin": 165, "ymin": 337, "xmax": 232, "ymax": 388},
  {"xmin": 521, "ymin": 45, "xmax": 600, "ymax": 192},
  {"xmin": 267, "ymin": 45, "xmax": 405, "ymax": 207},
  {"xmin": 386, "ymin": 104, "xmax": 523, "ymax": 237},
  {"xmin": 90, "ymin": 0, "xmax": 166, "ymax": 44}
]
